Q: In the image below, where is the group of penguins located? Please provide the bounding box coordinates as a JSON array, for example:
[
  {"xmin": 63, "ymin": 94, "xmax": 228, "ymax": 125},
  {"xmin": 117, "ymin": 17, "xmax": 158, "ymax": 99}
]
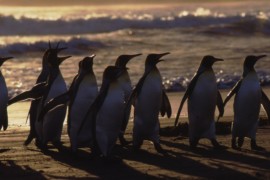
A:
[{"xmin": 0, "ymin": 43, "xmax": 270, "ymax": 159}]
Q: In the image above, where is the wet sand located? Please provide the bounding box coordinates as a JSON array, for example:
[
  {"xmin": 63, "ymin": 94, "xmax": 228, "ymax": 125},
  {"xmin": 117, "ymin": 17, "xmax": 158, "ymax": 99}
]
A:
[{"xmin": 1, "ymin": 90, "xmax": 270, "ymax": 179}]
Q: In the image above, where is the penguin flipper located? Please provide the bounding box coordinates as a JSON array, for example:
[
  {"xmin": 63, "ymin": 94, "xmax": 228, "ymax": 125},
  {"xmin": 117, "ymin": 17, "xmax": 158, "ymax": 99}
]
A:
[
  {"xmin": 261, "ymin": 90, "xmax": 270, "ymax": 122},
  {"xmin": 160, "ymin": 90, "xmax": 172, "ymax": 118},
  {"xmin": 78, "ymin": 83, "xmax": 109, "ymax": 136},
  {"xmin": 121, "ymin": 74, "xmax": 147, "ymax": 132},
  {"xmin": 38, "ymin": 92, "xmax": 70, "ymax": 122},
  {"xmin": 174, "ymin": 73, "xmax": 201, "ymax": 127},
  {"xmin": 8, "ymin": 82, "xmax": 47, "ymax": 105},
  {"xmin": 224, "ymin": 80, "xmax": 242, "ymax": 106},
  {"xmin": 216, "ymin": 90, "xmax": 224, "ymax": 121},
  {"xmin": 0, "ymin": 108, "xmax": 8, "ymax": 131},
  {"xmin": 218, "ymin": 79, "xmax": 242, "ymax": 120},
  {"xmin": 131, "ymin": 66, "xmax": 155, "ymax": 100}
]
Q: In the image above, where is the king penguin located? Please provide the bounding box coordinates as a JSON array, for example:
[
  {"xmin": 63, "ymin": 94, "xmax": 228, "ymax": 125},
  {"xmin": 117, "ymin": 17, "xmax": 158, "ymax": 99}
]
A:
[
  {"xmin": 129, "ymin": 53, "xmax": 171, "ymax": 154},
  {"xmin": 114, "ymin": 53, "xmax": 142, "ymax": 145},
  {"xmin": 79, "ymin": 65, "xmax": 126, "ymax": 157},
  {"xmin": 175, "ymin": 55, "xmax": 225, "ymax": 149},
  {"xmin": 38, "ymin": 55, "xmax": 98, "ymax": 152},
  {"xmin": 0, "ymin": 57, "xmax": 13, "ymax": 131},
  {"xmin": 8, "ymin": 44, "xmax": 70, "ymax": 150},
  {"xmin": 24, "ymin": 43, "xmax": 68, "ymax": 146},
  {"xmin": 220, "ymin": 55, "xmax": 270, "ymax": 151}
]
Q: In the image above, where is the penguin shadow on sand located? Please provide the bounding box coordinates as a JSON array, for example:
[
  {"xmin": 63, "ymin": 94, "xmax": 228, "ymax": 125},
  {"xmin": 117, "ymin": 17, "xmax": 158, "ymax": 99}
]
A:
[
  {"xmin": 118, "ymin": 140, "xmax": 255, "ymax": 179},
  {"xmin": 0, "ymin": 160, "xmax": 46, "ymax": 179},
  {"xmin": 36, "ymin": 144, "xmax": 160, "ymax": 180},
  {"xmin": 159, "ymin": 138, "xmax": 269, "ymax": 179}
]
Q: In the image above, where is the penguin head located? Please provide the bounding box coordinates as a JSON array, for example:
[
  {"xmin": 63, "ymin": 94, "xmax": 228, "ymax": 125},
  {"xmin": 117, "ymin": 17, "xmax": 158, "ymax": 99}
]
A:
[
  {"xmin": 200, "ymin": 55, "xmax": 223, "ymax": 69},
  {"xmin": 46, "ymin": 42, "xmax": 69, "ymax": 67},
  {"xmin": 244, "ymin": 55, "xmax": 266, "ymax": 69},
  {"xmin": 145, "ymin": 52, "xmax": 170, "ymax": 68},
  {"xmin": 42, "ymin": 49, "xmax": 50, "ymax": 67},
  {"xmin": 0, "ymin": 57, "xmax": 13, "ymax": 67},
  {"xmin": 102, "ymin": 66, "xmax": 125, "ymax": 82},
  {"xmin": 58, "ymin": 56, "xmax": 71, "ymax": 65},
  {"xmin": 79, "ymin": 54, "xmax": 95, "ymax": 73},
  {"xmin": 115, "ymin": 53, "xmax": 142, "ymax": 68}
]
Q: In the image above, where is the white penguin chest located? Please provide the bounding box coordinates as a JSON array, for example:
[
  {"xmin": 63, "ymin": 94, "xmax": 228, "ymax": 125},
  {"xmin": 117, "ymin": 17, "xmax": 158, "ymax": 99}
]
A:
[
  {"xmin": 118, "ymin": 73, "xmax": 132, "ymax": 99},
  {"xmin": 71, "ymin": 75, "xmax": 98, "ymax": 115},
  {"xmin": 190, "ymin": 71, "xmax": 217, "ymax": 103},
  {"xmin": 236, "ymin": 72, "xmax": 261, "ymax": 107},
  {"xmin": 98, "ymin": 82, "xmax": 124, "ymax": 121},
  {"xmin": 103, "ymin": 83, "xmax": 124, "ymax": 110},
  {"xmin": 74, "ymin": 75, "xmax": 98, "ymax": 104},
  {"xmin": 46, "ymin": 74, "xmax": 67, "ymax": 103},
  {"xmin": 140, "ymin": 70, "xmax": 162, "ymax": 99}
]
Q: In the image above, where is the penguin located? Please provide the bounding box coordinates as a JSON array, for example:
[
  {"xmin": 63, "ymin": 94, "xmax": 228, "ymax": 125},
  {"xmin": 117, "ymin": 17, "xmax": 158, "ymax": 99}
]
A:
[
  {"xmin": 114, "ymin": 53, "xmax": 142, "ymax": 145},
  {"xmin": 24, "ymin": 44, "xmax": 68, "ymax": 146},
  {"xmin": 220, "ymin": 55, "xmax": 270, "ymax": 151},
  {"xmin": 0, "ymin": 57, "xmax": 13, "ymax": 131},
  {"xmin": 174, "ymin": 55, "xmax": 225, "ymax": 149},
  {"xmin": 38, "ymin": 55, "xmax": 98, "ymax": 152},
  {"xmin": 79, "ymin": 66, "xmax": 126, "ymax": 157},
  {"xmin": 129, "ymin": 53, "xmax": 171, "ymax": 154},
  {"xmin": 8, "ymin": 44, "xmax": 70, "ymax": 150}
]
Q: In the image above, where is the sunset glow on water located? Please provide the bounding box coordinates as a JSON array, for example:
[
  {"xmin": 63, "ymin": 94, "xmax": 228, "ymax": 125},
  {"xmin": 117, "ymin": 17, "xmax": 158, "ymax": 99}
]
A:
[{"xmin": 0, "ymin": 1, "xmax": 269, "ymax": 97}]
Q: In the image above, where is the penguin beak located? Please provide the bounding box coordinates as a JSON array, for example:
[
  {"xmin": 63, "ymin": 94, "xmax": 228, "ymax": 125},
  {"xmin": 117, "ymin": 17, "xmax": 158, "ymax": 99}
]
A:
[
  {"xmin": 90, "ymin": 54, "xmax": 96, "ymax": 59},
  {"xmin": 156, "ymin": 52, "xmax": 170, "ymax": 63},
  {"xmin": 0, "ymin": 57, "xmax": 13, "ymax": 66},
  {"xmin": 158, "ymin": 52, "xmax": 170, "ymax": 59},
  {"xmin": 256, "ymin": 55, "xmax": 267, "ymax": 61},
  {"xmin": 125, "ymin": 53, "xmax": 142, "ymax": 62},
  {"xmin": 58, "ymin": 56, "xmax": 72, "ymax": 64},
  {"xmin": 1, "ymin": 57, "xmax": 13, "ymax": 62},
  {"xmin": 214, "ymin": 57, "xmax": 223, "ymax": 62},
  {"xmin": 2, "ymin": 57, "xmax": 13, "ymax": 61},
  {"xmin": 126, "ymin": 53, "xmax": 142, "ymax": 66},
  {"xmin": 130, "ymin": 53, "xmax": 142, "ymax": 59}
]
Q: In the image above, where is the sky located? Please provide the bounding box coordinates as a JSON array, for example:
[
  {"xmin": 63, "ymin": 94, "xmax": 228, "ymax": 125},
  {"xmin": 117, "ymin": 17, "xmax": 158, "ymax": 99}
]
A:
[
  {"xmin": 0, "ymin": 0, "xmax": 257, "ymax": 6},
  {"xmin": 0, "ymin": 0, "xmax": 183, "ymax": 6}
]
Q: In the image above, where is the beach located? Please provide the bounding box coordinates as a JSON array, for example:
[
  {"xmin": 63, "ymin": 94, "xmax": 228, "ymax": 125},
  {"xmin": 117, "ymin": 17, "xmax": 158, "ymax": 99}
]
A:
[
  {"xmin": 1, "ymin": 91, "xmax": 270, "ymax": 179},
  {"xmin": 0, "ymin": 1, "xmax": 270, "ymax": 179}
]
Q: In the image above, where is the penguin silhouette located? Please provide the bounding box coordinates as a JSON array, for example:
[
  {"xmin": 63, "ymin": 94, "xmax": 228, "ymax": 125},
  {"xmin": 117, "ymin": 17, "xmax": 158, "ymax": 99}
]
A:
[
  {"xmin": 129, "ymin": 53, "xmax": 171, "ymax": 154},
  {"xmin": 175, "ymin": 55, "xmax": 225, "ymax": 149},
  {"xmin": 0, "ymin": 56, "xmax": 13, "ymax": 131},
  {"xmin": 38, "ymin": 55, "xmax": 98, "ymax": 152},
  {"xmin": 114, "ymin": 53, "xmax": 142, "ymax": 145},
  {"xmin": 220, "ymin": 55, "xmax": 270, "ymax": 151},
  {"xmin": 9, "ymin": 43, "xmax": 70, "ymax": 150}
]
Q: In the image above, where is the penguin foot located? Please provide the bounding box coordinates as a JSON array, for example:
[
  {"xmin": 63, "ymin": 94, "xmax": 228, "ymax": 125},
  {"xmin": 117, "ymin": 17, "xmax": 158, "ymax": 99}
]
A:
[
  {"xmin": 91, "ymin": 145, "xmax": 101, "ymax": 157},
  {"xmin": 24, "ymin": 134, "xmax": 35, "ymax": 146},
  {"xmin": 231, "ymin": 138, "xmax": 241, "ymax": 150},
  {"xmin": 52, "ymin": 141, "xmax": 65, "ymax": 152},
  {"xmin": 251, "ymin": 140, "xmax": 265, "ymax": 151},
  {"xmin": 189, "ymin": 139, "xmax": 199, "ymax": 149},
  {"xmin": 133, "ymin": 144, "xmax": 141, "ymax": 152},
  {"xmin": 133, "ymin": 141, "xmax": 143, "ymax": 152},
  {"xmin": 232, "ymin": 144, "xmax": 241, "ymax": 150},
  {"xmin": 211, "ymin": 139, "xmax": 227, "ymax": 150},
  {"xmin": 35, "ymin": 139, "xmax": 48, "ymax": 151},
  {"xmin": 154, "ymin": 143, "xmax": 168, "ymax": 155},
  {"xmin": 237, "ymin": 137, "xmax": 244, "ymax": 148},
  {"xmin": 119, "ymin": 135, "xmax": 131, "ymax": 146}
]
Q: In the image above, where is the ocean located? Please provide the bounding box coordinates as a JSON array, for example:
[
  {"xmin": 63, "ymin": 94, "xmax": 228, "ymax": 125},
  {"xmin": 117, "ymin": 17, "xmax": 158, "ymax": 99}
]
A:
[{"xmin": 1, "ymin": 2, "xmax": 270, "ymax": 98}]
